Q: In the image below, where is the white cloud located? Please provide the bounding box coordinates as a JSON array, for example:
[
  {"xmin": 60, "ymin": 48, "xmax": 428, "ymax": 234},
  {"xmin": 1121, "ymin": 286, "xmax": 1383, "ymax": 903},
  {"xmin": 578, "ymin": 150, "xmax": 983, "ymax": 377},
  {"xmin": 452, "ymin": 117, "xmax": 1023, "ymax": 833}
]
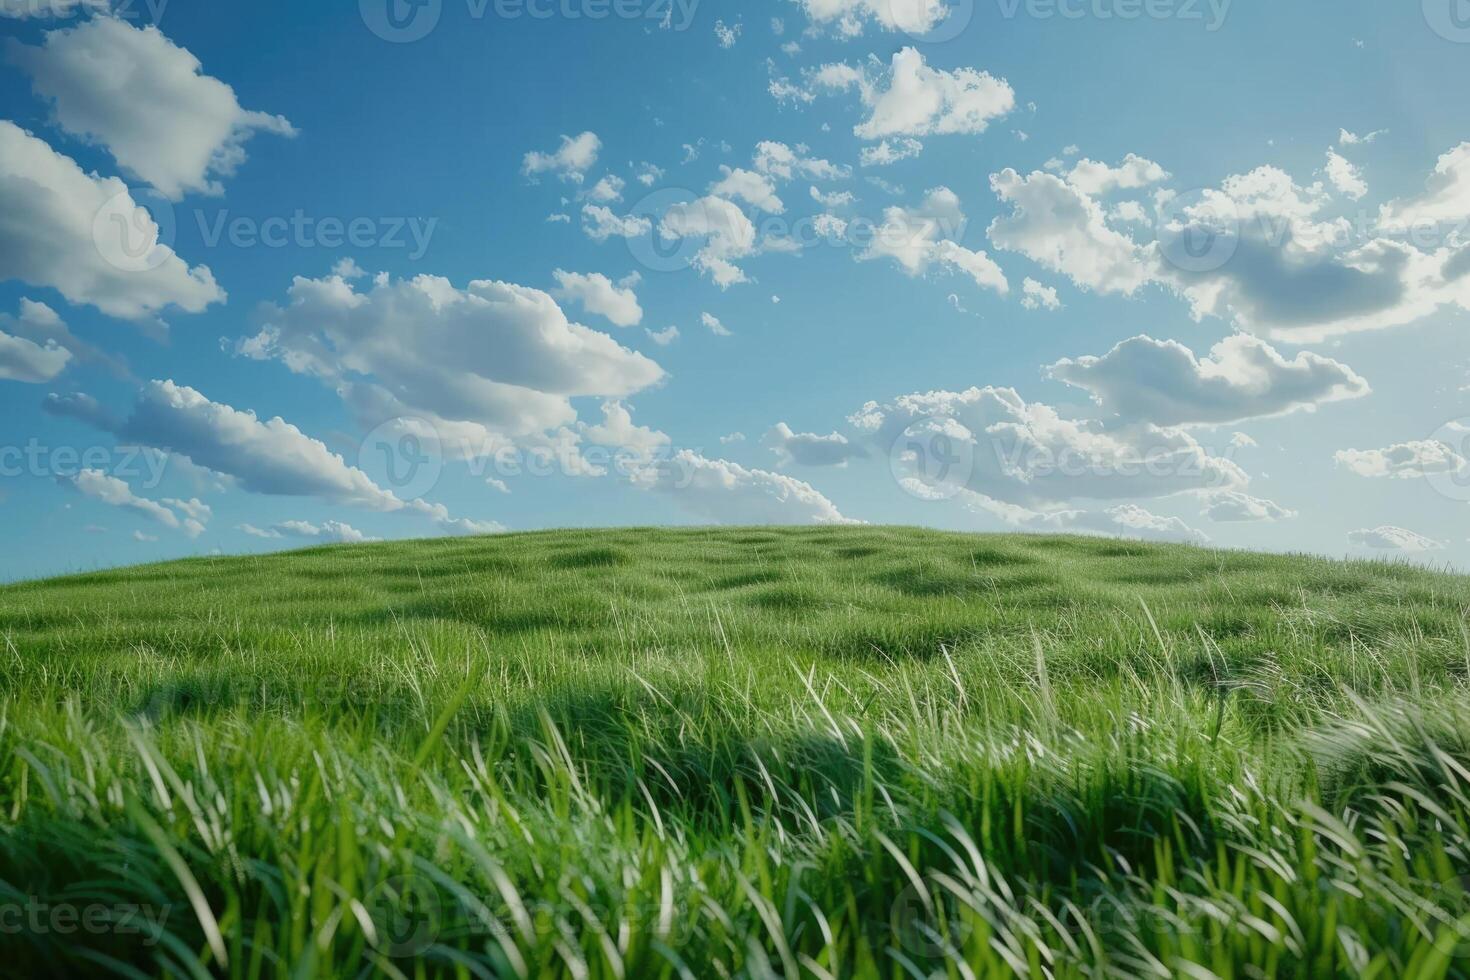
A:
[
  {"xmin": 242, "ymin": 270, "xmax": 664, "ymax": 447},
  {"xmin": 1046, "ymin": 334, "xmax": 1369, "ymax": 427},
  {"xmin": 818, "ymin": 48, "xmax": 1015, "ymax": 141},
  {"xmin": 580, "ymin": 399, "xmax": 669, "ymax": 460},
  {"xmin": 795, "ymin": 0, "xmax": 953, "ymax": 37},
  {"xmin": 67, "ymin": 468, "xmax": 205, "ymax": 536},
  {"xmin": 1, "ymin": 0, "xmax": 106, "ymax": 17},
  {"xmin": 645, "ymin": 325, "xmax": 679, "ymax": 345},
  {"xmin": 862, "ymin": 186, "xmax": 1008, "ymax": 295},
  {"xmin": 523, "ymin": 131, "xmax": 600, "ymax": 183},
  {"xmin": 659, "ymin": 197, "xmax": 756, "ymax": 287},
  {"xmin": 551, "ymin": 269, "xmax": 643, "ymax": 327},
  {"xmin": 1037, "ymin": 503, "xmax": 1210, "ymax": 545},
  {"xmin": 630, "ymin": 450, "xmax": 854, "ymax": 524},
  {"xmin": 1324, "ymin": 148, "xmax": 1367, "ymax": 201},
  {"xmin": 710, "ymin": 167, "xmax": 784, "ymax": 214},
  {"xmin": 1379, "ymin": 142, "xmax": 1470, "ymax": 228},
  {"xmin": 1063, "ymin": 154, "xmax": 1169, "ymax": 196},
  {"xmin": 1020, "ymin": 277, "xmax": 1061, "ymax": 310},
  {"xmin": 0, "ymin": 299, "xmax": 71, "ymax": 382},
  {"xmin": 11, "ymin": 18, "xmax": 295, "ymax": 199},
  {"xmin": 584, "ymin": 174, "xmax": 625, "ymax": 203},
  {"xmin": 1196, "ymin": 489, "xmax": 1296, "ymax": 522},
  {"xmin": 752, "ymin": 141, "xmax": 849, "ymax": 182},
  {"xmin": 701, "ymin": 312, "xmax": 731, "ymax": 336},
  {"xmin": 581, "ymin": 204, "xmax": 652, "ymax": 241},
  {"xmin": 810, "ymin": 186, "xmax": 855, "ymax": 208},
  {"xmin": 240, "ymin": 519, "xmax": 376, "ymax": 544},
  {"xmin": 714, "ymin": 18, "xmax": 740, "ymax": 47},
  {"xmin": 1339, "ymin": 128, "xmax": 1386, "ymax": 146},
  {"xmin": 0, "ymin": 121, "xmax": 225, "ymax": 321},
  {"xmin": 859, "ymin": 137, "xmax": 923, "ymax": 167},
  {"xmin": 1348, "ymin": 526, "xmax": 1442, "ymax": 552},
  {"xmin": 634, "ymin": 162, "xmax": 664, "ymax": 187},
  {"xmin": 1335, "ymin": 440, "xmax": 1467, "ymax": 479},
  {"xmin": 987, "ymin": 168, "xmax": 1152, "ymax": 295},
  {"xmin": 763, "ymin": 422, "xmax": 867, "ymax": 467},
  {"xmin": 851, "ymin": 385, "xmax": 1245, "ymax": 509}
]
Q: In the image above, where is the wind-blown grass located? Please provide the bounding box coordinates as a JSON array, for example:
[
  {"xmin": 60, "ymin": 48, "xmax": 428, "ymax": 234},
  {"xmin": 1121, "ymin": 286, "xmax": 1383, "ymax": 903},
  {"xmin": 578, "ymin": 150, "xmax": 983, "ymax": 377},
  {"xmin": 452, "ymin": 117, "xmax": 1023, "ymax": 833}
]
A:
[{"xmin": 1, "ymin": 526, "xmax": 1469, "ymax": 977}]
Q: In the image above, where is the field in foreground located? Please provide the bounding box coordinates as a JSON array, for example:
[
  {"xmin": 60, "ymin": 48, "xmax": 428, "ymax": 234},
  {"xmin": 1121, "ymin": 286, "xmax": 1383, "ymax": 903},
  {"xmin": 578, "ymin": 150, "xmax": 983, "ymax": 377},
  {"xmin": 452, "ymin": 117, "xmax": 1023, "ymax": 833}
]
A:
[{"xmin": 3, "ymin": 526, "xmax": 1470, "ymax": 978}]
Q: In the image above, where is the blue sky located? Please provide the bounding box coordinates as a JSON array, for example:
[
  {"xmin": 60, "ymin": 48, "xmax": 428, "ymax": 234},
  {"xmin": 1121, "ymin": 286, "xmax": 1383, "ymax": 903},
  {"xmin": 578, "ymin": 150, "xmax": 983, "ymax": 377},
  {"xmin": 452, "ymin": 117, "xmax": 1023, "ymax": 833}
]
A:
[{"xmin": 1, "ymin": 0, "xmax": 1469, "ymax": 580}]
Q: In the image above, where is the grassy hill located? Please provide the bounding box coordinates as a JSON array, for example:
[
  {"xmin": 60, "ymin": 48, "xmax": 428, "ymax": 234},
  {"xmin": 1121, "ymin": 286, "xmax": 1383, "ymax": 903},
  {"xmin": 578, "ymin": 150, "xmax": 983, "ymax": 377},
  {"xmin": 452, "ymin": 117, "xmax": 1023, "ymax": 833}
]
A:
[{"xmin": 3, "ymin": 526, "xmax": 1470, "ymax": 977}]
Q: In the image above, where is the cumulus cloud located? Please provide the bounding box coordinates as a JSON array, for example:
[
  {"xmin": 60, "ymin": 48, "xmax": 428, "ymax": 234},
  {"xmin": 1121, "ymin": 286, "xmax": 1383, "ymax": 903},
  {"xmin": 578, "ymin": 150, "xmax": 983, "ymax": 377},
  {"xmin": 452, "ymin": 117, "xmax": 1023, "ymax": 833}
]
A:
[
  {"xmin": 551, "ymin": 269, "xmax": 643, "ymax": 327},
  {"xmin": 0, "ymin": 299, "xmax": 71, "ymax": 382},
  {"xmin": 752, "ymin": 141, "xmax": 848, "ymax": 181},
  {"xmin": 851, "ymin": 385, "xmax": 1245, "ymax": 510},
  {"xmin": 861, "ymin": 186, "xmax": 1008, "ymax": 295},
  {"xmin": 10, "ymin": 17, "xmax": 295, "ymax": 199},
  {"xmin": 239, "ymin": 269, "xmax": 664, "ymax": 450},
  {"xmin": 645, "ymin": 325, "xmax": 679, "ymax": 345},
  {"xmin": 763, "ymin": 422, "xmax": 867, "ymax": 467},
  {"xmin": 0, "ymin": 121, "xmax": 224, "ymax": 321},
  {"xmin": 522, "ymin": 131, "xmax": 600, "ymax": 183},
  {"xmin": 659, "ymin": 197, "xmax": 757, "ymax": 287},
  {"xmin": 1324, "ymin": 148, "xmax": 1367, "ymax": 201},
  {"xmin": 630, "ymin": 450, "xmax": 854, "ymax": 524},
  {"xmin": 709, "ymin": 167, "xmax": 784, "ymax": 214},
  {"xmin": 1196, "ymin": 489, "xmax": 1296, "ymax": 522},
  {"xmin": 1378, "ymin": 142, "xmax": 1470, "ymax": 228},
  {"xmin": 579, "ymin": 399, "xmax": 669, "ymax": 461},
  {"xmin": 581, "ymin": 204, "xmax": 652, "ymax": 241},
  {"xmin": 66, "ymin": 468, "xmax": 205, "ymax": 537},
  {"xmin": 1020, "ymin": 278, "xmax": 1061, "ymax": 310},
  {"xmin": 1037, "ymin": 503, "xmax": 1210, "ymax": 545},
  {"xmin": 1063, "ymin": 154, "xmax": 1169, "ymax": 196},
  {"xmin": 816, "ymin": 48, "xmax": 1015, "ymax": 141},
  {"xmin": 794, "ymin": 0, "xmax": 953, "ymax": 36},
  {"xmin": 987, "ymin": 168, "xmax": 1152, "ymax": 295},
  {"xmin": 1046, "ymin": 334, "xmax": 1369, "ymax": 427},
  {"xmin": 1, "ymin": 0, "xmax": 106, "ymax": 16},
  {"xmin": 1348, "ymin": 526, "xmax": 1442, "ymax": 552},
  {"xmin": 860, "ymin": 137, "xmax": 923, "ymax": 167},
  {"xmin": 701, "ymin": 312, "xmax": 731, "ymax": 336},
  {"xmin": 239, "ymin": 519, "xmax": 376, "ymax": 544},
  {"xmin": 1335, "ymin": 440, "xmax": 1467, "ymax": 479}
]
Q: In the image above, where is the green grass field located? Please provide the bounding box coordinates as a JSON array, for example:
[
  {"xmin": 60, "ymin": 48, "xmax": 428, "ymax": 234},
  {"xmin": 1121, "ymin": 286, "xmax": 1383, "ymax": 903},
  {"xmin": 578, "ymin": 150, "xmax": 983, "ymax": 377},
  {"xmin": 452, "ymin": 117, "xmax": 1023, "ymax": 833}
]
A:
[{"xmin": 3, "ymin": 526, "xmax": 1470, "ymax": 977}]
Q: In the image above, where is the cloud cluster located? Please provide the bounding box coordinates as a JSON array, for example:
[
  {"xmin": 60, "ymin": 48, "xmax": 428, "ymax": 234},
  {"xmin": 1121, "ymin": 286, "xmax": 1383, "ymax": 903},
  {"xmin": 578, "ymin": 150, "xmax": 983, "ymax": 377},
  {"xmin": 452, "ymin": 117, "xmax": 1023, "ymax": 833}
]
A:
[
  {"xmin": 861, "ymin": 186, "xmax": 1007, "ymax": 295},
  {"xmin": 630, "ymin": 450, "xmax": 854, "ymax": 524},
  {"xmin": 763, "ymin": 422, "xmax": 867, "ymax": 467}
]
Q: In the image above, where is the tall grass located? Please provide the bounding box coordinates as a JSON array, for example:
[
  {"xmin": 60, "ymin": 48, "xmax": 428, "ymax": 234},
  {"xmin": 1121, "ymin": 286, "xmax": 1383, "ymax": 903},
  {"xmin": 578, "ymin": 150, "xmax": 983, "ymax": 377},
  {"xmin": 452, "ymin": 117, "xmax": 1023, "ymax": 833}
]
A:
[{"xmin": 1, "ymin": 526, "xmax": 1469, "ymax": 977}]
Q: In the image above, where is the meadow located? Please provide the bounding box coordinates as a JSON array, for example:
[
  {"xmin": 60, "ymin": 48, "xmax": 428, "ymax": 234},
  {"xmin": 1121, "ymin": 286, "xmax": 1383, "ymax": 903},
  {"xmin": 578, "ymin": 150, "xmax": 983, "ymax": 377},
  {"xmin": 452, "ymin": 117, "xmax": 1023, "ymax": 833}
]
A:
[{"xmin": 2, "ymin": 525, "xmax": 1470, "ymax": 977}]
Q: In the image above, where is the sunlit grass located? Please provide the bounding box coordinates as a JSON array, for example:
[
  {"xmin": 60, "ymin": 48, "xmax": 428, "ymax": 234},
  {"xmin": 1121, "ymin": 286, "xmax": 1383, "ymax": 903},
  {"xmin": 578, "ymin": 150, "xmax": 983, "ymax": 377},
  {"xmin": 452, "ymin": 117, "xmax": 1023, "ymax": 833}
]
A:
[{"xmin": 2, "ymin": 526, "xmax": 1469, "ymax": 977}]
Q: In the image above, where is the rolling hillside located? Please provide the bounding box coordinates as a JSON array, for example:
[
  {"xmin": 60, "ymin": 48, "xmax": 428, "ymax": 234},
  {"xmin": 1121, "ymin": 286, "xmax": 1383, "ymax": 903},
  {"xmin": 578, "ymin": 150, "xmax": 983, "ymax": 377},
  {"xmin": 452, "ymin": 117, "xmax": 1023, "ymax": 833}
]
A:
[{"xmin": 2, "ymin": 526, "xmax": 1469, "ymax": 977}]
